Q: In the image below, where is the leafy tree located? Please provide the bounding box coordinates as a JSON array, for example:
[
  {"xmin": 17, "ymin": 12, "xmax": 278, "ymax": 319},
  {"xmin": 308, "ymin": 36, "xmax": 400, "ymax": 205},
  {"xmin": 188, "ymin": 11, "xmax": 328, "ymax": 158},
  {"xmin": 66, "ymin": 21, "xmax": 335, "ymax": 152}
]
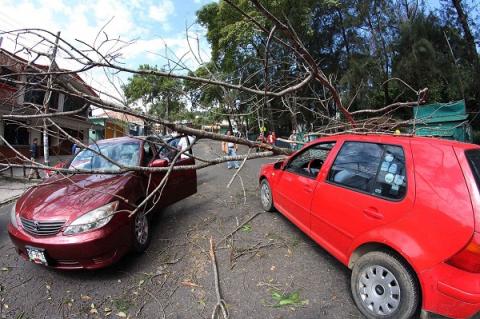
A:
[{"xmin": 123, "ymin": 64, "xmax": 185, "ymax": 122}]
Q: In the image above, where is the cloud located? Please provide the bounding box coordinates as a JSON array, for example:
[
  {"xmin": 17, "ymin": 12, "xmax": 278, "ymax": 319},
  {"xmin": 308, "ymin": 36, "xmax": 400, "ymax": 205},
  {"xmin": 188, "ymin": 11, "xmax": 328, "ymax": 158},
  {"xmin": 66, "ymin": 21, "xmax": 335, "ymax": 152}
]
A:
[
  {"xmin": 0, "ymin": 0, "xmax": 210, "ymax": 101},
  {"xmin": 148, "ymin": 0, "xmax": 175, "ymax": 30}
]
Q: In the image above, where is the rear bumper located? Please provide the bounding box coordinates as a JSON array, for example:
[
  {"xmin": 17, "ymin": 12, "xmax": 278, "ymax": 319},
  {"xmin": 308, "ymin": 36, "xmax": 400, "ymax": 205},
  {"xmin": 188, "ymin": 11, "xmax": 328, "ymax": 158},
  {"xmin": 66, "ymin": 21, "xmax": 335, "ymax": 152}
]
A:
[
  {"xmin": 7, "ymin": 220, "xmax": 131, "ymax": 269},
  {"xmin": 421, "ymin": 262, "xmax": 480, "ymax": 318}
]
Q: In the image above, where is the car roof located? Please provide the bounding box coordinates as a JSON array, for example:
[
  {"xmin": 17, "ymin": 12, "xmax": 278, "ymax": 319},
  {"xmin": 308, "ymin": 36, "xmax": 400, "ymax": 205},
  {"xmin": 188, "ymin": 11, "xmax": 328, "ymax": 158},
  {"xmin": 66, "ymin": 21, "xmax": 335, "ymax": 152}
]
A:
[
  {"xmin": 95, "ymin": 136, "xmax": 145, "ymax": 144},
  {"xmin": 310, "ymin": 133, "xmax": 479, "ymax": 150}
]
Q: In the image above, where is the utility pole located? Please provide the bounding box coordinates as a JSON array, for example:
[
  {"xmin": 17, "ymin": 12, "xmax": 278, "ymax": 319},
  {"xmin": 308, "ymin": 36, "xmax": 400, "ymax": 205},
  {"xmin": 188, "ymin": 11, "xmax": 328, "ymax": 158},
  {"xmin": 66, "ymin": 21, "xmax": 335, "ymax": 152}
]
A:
[{"xmin": 42, "ymin": 31, "xmax": 60, "ymax": 166}]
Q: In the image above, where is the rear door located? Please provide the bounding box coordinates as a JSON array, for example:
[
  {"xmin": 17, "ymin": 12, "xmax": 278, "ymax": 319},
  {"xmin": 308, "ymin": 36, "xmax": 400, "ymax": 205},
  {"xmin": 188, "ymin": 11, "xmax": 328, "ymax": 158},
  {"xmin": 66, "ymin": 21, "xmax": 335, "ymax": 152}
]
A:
[{"xmin": 311, "ymin": 139, "xmax": 415, "ymax": 263}]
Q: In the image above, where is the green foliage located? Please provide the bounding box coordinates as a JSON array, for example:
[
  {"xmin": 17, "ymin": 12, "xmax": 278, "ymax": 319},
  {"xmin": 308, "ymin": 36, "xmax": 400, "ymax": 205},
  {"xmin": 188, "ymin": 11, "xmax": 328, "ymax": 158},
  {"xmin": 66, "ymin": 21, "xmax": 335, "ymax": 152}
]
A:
[
  {"xmin": 122, "ymin": 64, "xmax": 186, "ymax": 120},
  {"xmin": 270, "ymin": 290, "xmax": 308, "ymax": 308}
]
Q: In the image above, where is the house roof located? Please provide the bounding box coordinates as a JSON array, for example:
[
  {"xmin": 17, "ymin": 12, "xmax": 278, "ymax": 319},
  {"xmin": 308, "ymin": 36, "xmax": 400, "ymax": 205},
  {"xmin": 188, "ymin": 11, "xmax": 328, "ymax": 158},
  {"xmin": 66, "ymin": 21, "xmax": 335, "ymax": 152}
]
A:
[
  {"xmin": 0, "ymin": 48, "xmax": 98, "ymax": 97},
  {"xmin": 93, "ymin": 109, "xmax": 144, "ymax": 125}
]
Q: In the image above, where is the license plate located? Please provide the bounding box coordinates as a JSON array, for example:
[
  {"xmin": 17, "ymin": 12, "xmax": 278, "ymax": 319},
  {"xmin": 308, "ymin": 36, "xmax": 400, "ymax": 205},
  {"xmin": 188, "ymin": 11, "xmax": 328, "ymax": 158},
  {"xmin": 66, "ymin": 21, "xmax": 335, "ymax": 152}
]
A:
[{"xmin": 26, "ymin": 246, "xmax": 48, "ymax": 266}]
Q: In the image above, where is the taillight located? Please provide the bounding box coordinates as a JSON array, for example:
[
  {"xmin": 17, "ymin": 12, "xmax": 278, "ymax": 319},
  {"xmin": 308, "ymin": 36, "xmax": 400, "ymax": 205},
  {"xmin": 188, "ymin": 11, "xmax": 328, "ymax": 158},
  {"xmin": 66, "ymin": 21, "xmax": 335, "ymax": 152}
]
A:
[{"xmin": 447, "ymin": 232, "xmax": 480, "ymax": 273}]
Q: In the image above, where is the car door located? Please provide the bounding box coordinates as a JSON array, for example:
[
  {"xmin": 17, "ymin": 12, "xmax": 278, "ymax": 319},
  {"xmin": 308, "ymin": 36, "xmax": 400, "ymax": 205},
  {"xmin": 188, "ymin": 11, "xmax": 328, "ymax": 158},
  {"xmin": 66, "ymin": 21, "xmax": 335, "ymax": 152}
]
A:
[
  {"xmin": 310, "ymin": 139, "xmax": 415, "ymax": 264},
  {"xmin": 274, "ymin": 142, "xmax": 336, "ymax": 234},
  {"xmin": 173, "ymin": 136, "xmax": 197, "ymax": 199},
  {"xmin": 152, "ymin": 136, "xmax": 196, "ymax": 206}
]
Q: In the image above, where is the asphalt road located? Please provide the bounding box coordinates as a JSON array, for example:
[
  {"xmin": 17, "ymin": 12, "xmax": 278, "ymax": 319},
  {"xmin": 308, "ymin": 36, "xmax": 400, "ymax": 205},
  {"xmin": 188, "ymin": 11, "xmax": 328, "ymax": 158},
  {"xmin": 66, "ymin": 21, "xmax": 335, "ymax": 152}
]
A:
[{"xmin": 0, "ymin": 140, "xmax": 457, "ymax": 319}]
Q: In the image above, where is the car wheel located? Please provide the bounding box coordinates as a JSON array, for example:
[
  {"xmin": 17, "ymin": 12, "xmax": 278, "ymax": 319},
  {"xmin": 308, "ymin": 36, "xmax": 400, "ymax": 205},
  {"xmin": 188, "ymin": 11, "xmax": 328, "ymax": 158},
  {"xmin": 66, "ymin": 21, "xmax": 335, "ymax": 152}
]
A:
[
  {"xmin": 132, "ymin": 209, "xmax": 151, "ymax": 253},
  {"xmin": 351, "ymin": 251, "xmax": 419, "ymax": 319},
  {"xmin": 260, "ymin": 179, "xmax": 275, "ymax": 212}
]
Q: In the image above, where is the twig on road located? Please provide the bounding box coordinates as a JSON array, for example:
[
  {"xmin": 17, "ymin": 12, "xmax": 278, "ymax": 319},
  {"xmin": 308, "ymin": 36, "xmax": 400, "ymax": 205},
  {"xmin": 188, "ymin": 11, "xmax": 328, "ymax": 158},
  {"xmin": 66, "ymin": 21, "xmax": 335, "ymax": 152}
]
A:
[
  {"xmin": 145, "ymin": 289, "xmax": 166, "ymax": 319},
  {"xmin": 209, "ymin": 237, "xmax": 228, "ymax": 319},
  {"xmin": 226, "ymin": 148, "xmax": 251, "ymax": 188},
  {"xmin": 218, "ymin": 212, "xmax": 264, "ymax": 246}
]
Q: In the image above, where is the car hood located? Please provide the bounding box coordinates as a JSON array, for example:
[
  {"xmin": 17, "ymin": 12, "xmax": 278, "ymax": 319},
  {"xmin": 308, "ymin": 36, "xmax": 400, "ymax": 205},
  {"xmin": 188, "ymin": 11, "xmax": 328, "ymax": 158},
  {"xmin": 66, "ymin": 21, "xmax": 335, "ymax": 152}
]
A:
[{"xmin": 16, "ymin": 173, "xmax": 133, "ymax": 223}]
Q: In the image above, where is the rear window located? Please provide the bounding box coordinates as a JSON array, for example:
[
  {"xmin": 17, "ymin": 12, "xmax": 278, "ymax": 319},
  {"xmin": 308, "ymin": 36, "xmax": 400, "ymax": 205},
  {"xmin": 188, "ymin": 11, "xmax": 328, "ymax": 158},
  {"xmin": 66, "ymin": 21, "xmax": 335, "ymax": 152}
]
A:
[
  {"xmin": 328, "ymin": 142, "xmax": 407, "ymax": 200},
  {"xmin": 466, "ymin": 149, "xmax": 480, "ymax": 192}
]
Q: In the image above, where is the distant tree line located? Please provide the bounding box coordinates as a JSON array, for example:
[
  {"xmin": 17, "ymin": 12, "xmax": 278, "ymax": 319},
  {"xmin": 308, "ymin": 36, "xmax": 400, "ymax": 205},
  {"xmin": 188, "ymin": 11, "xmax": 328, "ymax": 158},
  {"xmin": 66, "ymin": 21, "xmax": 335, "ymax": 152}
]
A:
[{"xmin": 123, "ymin": 0, "xmax": 479, "ymax": 136}]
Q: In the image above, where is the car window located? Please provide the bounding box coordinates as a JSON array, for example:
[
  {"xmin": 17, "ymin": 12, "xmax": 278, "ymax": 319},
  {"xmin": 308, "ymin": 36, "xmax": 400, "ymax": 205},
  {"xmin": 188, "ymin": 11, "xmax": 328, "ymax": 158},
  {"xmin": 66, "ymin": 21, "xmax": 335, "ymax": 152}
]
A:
[
  {"xmin": 157, "ymin": 137, "xmax": 180, "ymax": 161},
  {"xmin": 286, "ymin": 142, "xmax": 335, "ymax": 178},
  {"xmin": 466, "ymin": 149, "xmax": 480, "ymax": 193},
  {"xmin": 372, "ymin": 145, "xmax": 407, "ymax": 199},
  {"xmin": 143, "ymin": 142, "xmax": 154, "ymax": 165},
  {"xmin": 328, "ymin": 142, "xmax": 407, "ymax": 200}
]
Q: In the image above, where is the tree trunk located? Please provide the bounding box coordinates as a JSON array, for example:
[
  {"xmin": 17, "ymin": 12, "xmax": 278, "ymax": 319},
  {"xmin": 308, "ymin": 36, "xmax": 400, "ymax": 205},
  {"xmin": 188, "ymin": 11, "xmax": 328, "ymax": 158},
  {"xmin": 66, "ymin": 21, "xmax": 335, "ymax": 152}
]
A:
[
  {"xmin": 451, "ymin": 0, "xmax": 478, "ymax": 66},
  {"xmin": 452, "ymin": 0, "xmax": 480, "ymax": 107}
]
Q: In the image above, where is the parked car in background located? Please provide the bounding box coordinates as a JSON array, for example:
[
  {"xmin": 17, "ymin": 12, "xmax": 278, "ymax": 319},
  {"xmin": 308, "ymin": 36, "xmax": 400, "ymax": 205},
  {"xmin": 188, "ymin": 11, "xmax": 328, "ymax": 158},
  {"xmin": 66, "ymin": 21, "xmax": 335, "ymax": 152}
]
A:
[
  {"xmin": 8, "ymin": 136, "xmax": 197, "ymax": 269},
  {"xmin": 259, "ymin": 134, "xmax": 480, "ymax": 319}
]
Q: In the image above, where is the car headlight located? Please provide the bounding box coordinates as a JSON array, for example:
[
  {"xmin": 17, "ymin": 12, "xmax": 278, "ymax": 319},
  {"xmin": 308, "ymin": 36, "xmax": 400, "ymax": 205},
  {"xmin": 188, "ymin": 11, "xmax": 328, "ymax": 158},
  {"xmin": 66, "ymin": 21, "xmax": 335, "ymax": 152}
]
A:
[
  {"xmin": 10, "ymin": 203, "xmax": 18, "ymax": 228},
  {"xmin": 63, "ymin": 201, "xmax": 118, "ymax": 235}
]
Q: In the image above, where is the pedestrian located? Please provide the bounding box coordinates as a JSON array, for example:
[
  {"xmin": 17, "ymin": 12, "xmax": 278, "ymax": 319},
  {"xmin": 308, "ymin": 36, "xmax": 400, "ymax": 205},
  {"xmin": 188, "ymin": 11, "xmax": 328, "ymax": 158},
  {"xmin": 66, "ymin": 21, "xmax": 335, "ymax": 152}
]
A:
[
  {"xmin": 289, "ymin": 130, "xmax": 297, "ymax": 150},
  {"xmin": 71, "ymin": 143, "xmax": 78, "ymax": 155},
  {"xmin": 267, "ymin": 131, "xmax": 276, "ymax": 145},
  {"xmin": 256, "ymin": 132, "xmax": 266, "ymax": 152},
  {"xmin": 222, "ymin": 130, "xmax": 240, "ymax": 169},
  {"xmin": 28, "ymin": 138, "xmax": 41, "ymax": 179},
  {"xmin": 177, "ymin": 135, "xmax": 196, "ymax": 158}
]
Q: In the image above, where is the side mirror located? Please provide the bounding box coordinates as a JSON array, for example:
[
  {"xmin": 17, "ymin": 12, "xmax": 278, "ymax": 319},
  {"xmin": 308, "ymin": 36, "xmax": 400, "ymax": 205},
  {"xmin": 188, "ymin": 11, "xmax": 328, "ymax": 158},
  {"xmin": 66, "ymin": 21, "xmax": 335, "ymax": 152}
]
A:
[
  {"xmin": 148, "ymin": 159, "xmax": 169, "ymax": 168},
  {"xmin": 45, "ymin": 161, "xmax": 65, "ymax": 177},
  {"xmin": 273, "ymin": 161, "xmax": 283, "ymax": 170}
]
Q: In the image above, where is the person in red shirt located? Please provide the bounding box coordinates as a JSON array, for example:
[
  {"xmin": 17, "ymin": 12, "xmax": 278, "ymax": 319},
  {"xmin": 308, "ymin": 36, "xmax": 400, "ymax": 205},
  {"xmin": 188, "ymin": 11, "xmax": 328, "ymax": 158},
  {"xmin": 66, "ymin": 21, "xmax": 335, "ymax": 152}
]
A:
[{"xmin": 267, "ymin": 131, "xmax": 276, "ymax": 145}]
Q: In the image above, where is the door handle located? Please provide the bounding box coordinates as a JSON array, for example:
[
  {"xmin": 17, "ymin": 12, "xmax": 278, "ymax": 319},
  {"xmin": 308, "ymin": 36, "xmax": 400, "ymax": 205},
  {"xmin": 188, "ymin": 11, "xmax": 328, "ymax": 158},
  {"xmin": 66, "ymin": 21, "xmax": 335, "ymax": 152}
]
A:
[
  {"xmin": 363, "ymin": 207, "xmax": 384, "ymax": 220},
  {"xmin": 303, "ymin": 187, "xmax": 313, "ymax": 193}
]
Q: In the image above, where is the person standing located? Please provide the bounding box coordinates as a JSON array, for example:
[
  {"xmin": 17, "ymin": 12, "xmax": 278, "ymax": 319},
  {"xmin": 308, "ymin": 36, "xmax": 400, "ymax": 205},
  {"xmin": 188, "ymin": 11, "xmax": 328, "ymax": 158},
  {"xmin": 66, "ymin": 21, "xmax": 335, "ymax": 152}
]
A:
[
  {"xmin": 71, "ymin": 143, "xmax": 78, "ymax": 155},
  {"xmin": 222, "ymin": 130, "xmax": 240, "ymax": 169},
  {"xmin": 267, "ymin": 131, "xmax": 276, "ymax": 145},
  {"xmin": 28, "ymin": 138, "xmax": 41, "ymax": 179},
  {"xmin": 289, "ymin": 130, "xmax": 297, "ymax": 150}
]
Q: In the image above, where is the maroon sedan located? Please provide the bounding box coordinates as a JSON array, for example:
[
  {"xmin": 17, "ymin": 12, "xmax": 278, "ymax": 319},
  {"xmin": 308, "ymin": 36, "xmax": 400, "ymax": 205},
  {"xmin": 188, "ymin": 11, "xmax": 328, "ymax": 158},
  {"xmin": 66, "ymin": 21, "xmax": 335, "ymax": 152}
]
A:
[{"xmin": 8, "ymin": 136, "xmax": 197, "ymax": 269}]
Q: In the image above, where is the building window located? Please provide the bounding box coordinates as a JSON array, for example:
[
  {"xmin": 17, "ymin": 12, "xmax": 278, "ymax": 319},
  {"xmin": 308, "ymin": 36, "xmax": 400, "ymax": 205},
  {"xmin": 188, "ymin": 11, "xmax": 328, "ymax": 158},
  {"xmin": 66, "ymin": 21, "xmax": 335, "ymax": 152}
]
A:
[
  {"xmin": 0, "ymin": 66, "xmax": 17, "ymax": 88},
  {"xmin": 63, "ymin": 95, "xmax": 87, "ymax": 116},
  {"xmin": 4, "ymin": 121, "xmax": 30, "ymax": 145}
]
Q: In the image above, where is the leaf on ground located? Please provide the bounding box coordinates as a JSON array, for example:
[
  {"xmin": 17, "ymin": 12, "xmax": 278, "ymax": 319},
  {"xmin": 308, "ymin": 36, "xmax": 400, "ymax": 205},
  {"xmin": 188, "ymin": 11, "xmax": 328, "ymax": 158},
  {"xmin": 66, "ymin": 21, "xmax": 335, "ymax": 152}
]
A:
[
  {"xmin": 241, "ymin": 224, "xmax": 252, "ymax": 232},
  {"xmin": 270, "ymin": 290, "xmax": 308, "ymax": 308},
  {"xmin": 116, "ymin": 312, "xmax": 126, "ymax": 317}
]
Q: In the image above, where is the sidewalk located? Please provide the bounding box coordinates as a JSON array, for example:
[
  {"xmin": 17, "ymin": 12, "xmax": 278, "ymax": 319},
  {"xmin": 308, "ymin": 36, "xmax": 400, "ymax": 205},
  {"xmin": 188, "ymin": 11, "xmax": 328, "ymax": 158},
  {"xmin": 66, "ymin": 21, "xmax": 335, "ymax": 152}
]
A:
[
  {"xmin": 0, "ymin": 155, "xmax": 71, "ymax": 179},
  {"xmin": 0, "ymin": 155, "xmax": 71, "ymax": 205},
  {"xmin": 0, "ymin": 178, "xmax": 37, "ymax": 205}
]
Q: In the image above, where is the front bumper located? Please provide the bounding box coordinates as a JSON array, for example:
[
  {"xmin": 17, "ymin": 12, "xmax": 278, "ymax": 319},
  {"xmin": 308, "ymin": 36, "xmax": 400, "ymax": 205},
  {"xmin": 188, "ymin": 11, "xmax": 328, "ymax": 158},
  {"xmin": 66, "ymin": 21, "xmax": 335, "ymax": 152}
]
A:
[
  {"xmin": 7, "ymin": 219, "xmax": 131, "ymax": 269},
  {"xmin": 421, "ymin": 262, "xmax": 480, "ymax": 319}
]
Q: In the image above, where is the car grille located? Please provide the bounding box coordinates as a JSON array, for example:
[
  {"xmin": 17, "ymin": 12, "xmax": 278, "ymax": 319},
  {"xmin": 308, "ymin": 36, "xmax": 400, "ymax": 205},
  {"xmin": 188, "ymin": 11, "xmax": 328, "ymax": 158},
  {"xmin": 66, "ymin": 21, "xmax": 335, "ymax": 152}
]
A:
[{"xmin": 20, "ymin": 218, "xmax": 65, "ymax": 236}]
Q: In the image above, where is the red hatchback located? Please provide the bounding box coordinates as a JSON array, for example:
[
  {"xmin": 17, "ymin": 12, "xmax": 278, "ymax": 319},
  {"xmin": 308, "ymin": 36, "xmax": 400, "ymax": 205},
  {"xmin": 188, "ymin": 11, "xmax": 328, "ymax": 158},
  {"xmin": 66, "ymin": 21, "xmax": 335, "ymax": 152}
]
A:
[
  {"xmin": 8, "ymin": 136, "xmax": 197, "ymax": 269},
  {"xmin": 259, "ymin": 134, "xmax": 480, "ymax": 319}
]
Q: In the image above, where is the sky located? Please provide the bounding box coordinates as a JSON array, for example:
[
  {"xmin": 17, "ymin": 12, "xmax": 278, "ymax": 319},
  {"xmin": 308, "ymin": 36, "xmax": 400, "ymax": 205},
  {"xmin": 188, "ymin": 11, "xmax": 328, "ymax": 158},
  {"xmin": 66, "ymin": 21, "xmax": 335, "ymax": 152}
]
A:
[
  {"xmin": 0, "ymin": 0, "xmax": 449, "ymax": 104},
  {"xmin": 0, "ymin": 0, "xmax": 214, "ymax": 102}
]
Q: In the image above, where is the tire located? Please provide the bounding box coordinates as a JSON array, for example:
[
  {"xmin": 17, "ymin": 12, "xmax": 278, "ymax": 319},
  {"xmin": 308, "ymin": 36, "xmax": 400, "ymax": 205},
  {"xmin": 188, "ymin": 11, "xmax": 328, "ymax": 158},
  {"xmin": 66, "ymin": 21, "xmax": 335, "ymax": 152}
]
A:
[
  {"xmin": 351, "ymin": 251, "xmax": 419, "ymax": 319},
  {"xmin": 132, "ymin": 208, "xmax": 151, "ymax": 253},
  {"xmin": 260, "ymin": 179, "xmax": 275, "ymax": 212}
]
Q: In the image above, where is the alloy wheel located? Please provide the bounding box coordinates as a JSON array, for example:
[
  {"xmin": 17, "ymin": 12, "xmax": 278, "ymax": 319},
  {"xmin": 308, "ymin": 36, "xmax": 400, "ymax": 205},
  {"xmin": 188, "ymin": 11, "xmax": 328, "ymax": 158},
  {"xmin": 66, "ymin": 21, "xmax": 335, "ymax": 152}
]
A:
[
  {"xmin": 134, "ymin": 212, "xmax": 149, "ymax": 245},
  {"xmin": 261, "ymin": 182, "xmax": 271, "ymax": 209},
  {"xmin": 357, "ymin": 265, "xmax": 401, "ymax": 316}
]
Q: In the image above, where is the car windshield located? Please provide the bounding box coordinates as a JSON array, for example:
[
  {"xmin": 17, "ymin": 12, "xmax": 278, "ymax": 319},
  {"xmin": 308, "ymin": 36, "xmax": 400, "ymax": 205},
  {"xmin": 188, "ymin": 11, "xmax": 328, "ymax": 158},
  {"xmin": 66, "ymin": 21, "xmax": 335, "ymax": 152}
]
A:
[{"xmin": 69, "ymin": 141, "xmax": 140, "ymax": 172}]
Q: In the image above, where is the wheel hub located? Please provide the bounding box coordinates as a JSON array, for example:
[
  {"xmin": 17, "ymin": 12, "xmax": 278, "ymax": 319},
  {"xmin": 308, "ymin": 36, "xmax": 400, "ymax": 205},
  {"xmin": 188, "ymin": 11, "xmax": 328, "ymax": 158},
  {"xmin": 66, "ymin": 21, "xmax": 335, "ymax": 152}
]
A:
[
  {"xmin": 261, "ymin": 183, "xmax": 271, "ymax": 208},
  {"xmin": 358, "ymin": 265, "xmax": 401, "ymax": 316},
  {"xmin": 135, "ymin": 213, "xmax": 149, "ymax": 245}
]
